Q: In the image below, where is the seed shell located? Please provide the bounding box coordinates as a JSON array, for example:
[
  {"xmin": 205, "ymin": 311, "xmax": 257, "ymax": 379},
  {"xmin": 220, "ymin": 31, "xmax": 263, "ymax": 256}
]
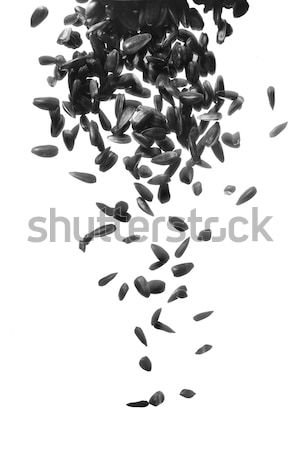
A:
[
  {"xmin": 134, "ymin": 327, "xmax": 147, "ymax": 347},
  {"xmin": 149, "ymin": 391, "xmax": 165, "ymax": 407},
  {"xmin": 180, "ymin": 389, "xmax": 196, "ymax": 399},
  {"xmin": 127, "ymin": 401, "xmax": 149, "ymax": 408},
  {"xmin": 139, "ymin": 356, "xmax": 152, "ymax": 372},
  {"xmin": 193, "ymin": 311, "xmax": 214, "ymax": 322},
  {"xmin": 175, "ymin": 238, "xmax": 190, "ymax": 258},
  {"xmin": 118, "ymin": 283, "xmax": 129, "ymax": 301},
  {"xmin": 31, "ymin": 6, "xmax": 49, "ymax": 27},
  {"xmin": 98, "ymin": 273, "xmax": 118, "ymax": 287},
  {"xmin": 236, "ymin": 186, "xmax": 257, "ymax": 205},
  {"xmin": 269, "ymin": 122, "xmax": 288, "ymax": 138},
  {"xmin": 195, "ymin": 345, "xmax": 213, "ymax": 355},
  {"xmin": 69, "ymin": 172, "xmax": 96, "ymax": 183},
  {"xmin": 31, "ymin": 145, "xmax": 58, "ymax": 158},
  {"xmin": 172, "ymin": 263, "xmax": 194, "ymax": 277}
]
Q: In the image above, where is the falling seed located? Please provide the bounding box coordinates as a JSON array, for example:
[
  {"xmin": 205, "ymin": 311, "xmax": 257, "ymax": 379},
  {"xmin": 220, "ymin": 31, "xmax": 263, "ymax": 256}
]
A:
[
  {"xmin": 224, "ymin": 185, "xmax": 236, "ymax": 195},
  {"xmin": 154, "ymin": 321, "xmax": 176, "ymax": 333},
  {"xmin": 151, "ymin": 308, "xmax": 162, "ymax": 326},
  {"xmin": 192, "ymin": 182, "xmax": 202, "ymax": 196},
  {"xmin": 31, "ymin": 6, "xmax": 49, "ymax": 27},
  {"xmin": 139, "ymin": 356, "xmax": 152, "ymax": 372},
  {"xmin": 180, "ymin": 389, "xmax": 196, "ymax": 399},
  {"xmin": 127, "ymin": 401, "xmax": 149, "ymax": 408},
  {"xmin": 175, "ymin": 238, "xmax": 190, "ymax": 258},
  {"xmin": 123, "ymin": 33, "xmax": 152, "ymax": 55},
  {"xmin": 269, "ymin": 122, "xmax": 288, "ymax": 138},
  {"xmin": 33, "ymin": 97, "xmax": 59, "ymax": 111},
  {"xmin": 168, "ymin": 217, "xmax": 188, "ymax": 232},
  {"xmin": 123, "ymin": 235, "xmax": 141, "ymax": 244},
  {"xmin": 134, "ymin": 327, "xmax": 147, "ymax": 347},
  {"xmin": 198, "ymin": 112, "xmax": 222, "ymax": 121},
  {"xmin": 151, "ymin": 244, "xmax": 169, "ymax": 263},
  {"xmin": 172, "ymin": 263, "xmax": 194, "ymax": 278},
  {"xmin": 236, "ymin": 186, "xmax": 257, "ymax": 205},
  {"xmin": 136, "ymin": 197, "xmax": 154, "ymax": 217},
  {"xmin": 69, "ymin": 172, "xmax": 96, "ymax": 183},
  {"xmin": 134, "ymin": 276, "xmax": 150, "ymax": 298},
  {"xmin": 168, "ymin": 286, "xmax": 188, "ymax": 303},
  {"xmin": 198, "ymin": 229, "xmax": 212, "ymax": 241},
  {"xmin": 193, "ymin": 311, "xmax": 214, "ymax": 322},
  {"xmin": 195, "ymin": 345, "xmax": 212, "ymax": 355},
  {"xmin": 148, "ymin": 174, "xmax": 171, "ymax": 186},
  {"xmin": 149, "ymin": 391, "xmax": 165, "ymax": 407},
  {"xmin": 98, "ymin": 273, "xmax": 118, "ymax": 287},
  {"xmin": 134, "ymin": 183, "xmax": 153, "ymax": 202},
  {"xmin": 148, "ymin": 280, "xmax": 166, "ymax": 294},
  {"xmin": 221, "ymin": 132, "xmax": 241, "ymax": 148},
  {"xmin": 31, "ymin": 145, "xmax": 58, "ymax": 158},
  {"xmin": 228, "ymin": 96, "xmax": 244, "ymax": 116},
  {"xmin": 158, "ymin": 183, "xmax": 171, "ymax": 204},
  {"xmin": 118, "ymin": 283, "xmax": 129, "ymax": 301},
  {"xmin": 267, "ymin": 86, "xmax": 275, "ymax": 110}
]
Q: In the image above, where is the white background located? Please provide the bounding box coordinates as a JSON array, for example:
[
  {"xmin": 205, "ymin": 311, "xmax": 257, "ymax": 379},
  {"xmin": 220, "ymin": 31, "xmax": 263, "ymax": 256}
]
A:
[{"xmin": 1, "ymin": 1, "xmax": 301, "ymax": 449}]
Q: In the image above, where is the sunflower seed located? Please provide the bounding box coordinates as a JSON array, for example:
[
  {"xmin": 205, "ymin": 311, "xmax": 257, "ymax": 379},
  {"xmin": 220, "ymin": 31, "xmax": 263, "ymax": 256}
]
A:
[
  {"xmin": 211, "ymin": 141, "xmax": 225, "ymax": 163},
  {"xmin": 33, "ymin": 97, "xmax": 59, "ymax": 111},
  {"xmin": 154, "ymin": 322, "xmax": 175, "ymax": 333},
  {"xmin": 221, "ymin": 132, "xmax": 241, "ymax": 148},
  {"xmin": 168, "ymin": 286, "xmax": 188, "ymax": 303},
  {"xmin": 267, "ymin": 86, "xmax": 275, "ymax": 110},
  {"xmin": 152, "ymin": 152, "xmax": 179, "ymax": 166},
  {"xmin": 148, "ymin": 174, "xmax": 170, "ymax": 186},
  {"xmin": 149, "ymin": 391, "xmax": 165, "ymax": 407},
  {"xmin": 195, "ymin": 345, "xmax": 212, "ymax": 355},
  {"xmin": 236, "ymin": 186, "xmax": 257, "ymax": 205},
  {"xmin": 69, "ymin": 172, "xmax": 96, "ymax": 183},
  {"xmin": 38, "ymin": 55, "xmax": 57, "ymax": 65},
  {"xmin": 151, "ymin": 244, "xmax": 169, "ymax": 263},
  {"xmin": 31, "ymin": 145, "xmax": 58, "ymax": 158},
  {"xmin": 134, "ymin": 276, "xmax": 150, "ymax": 298},
  {"xmin": 134, "ymin": 327, "xmax": 147, "ymax": 347},
  {"xmin": 123, "ymin": 33, "xmax": 152, "ymax": 55},
  {"xmin": 175, "ymin": 238, "xmax": 190, "ymax": 258},
  {"xmin": 228, "ymin": 96, "xmax": 244, "ymax": 116},
  {"xmin": 216, "ymin": 90, "xmax": 238, "ymax": 100},
  {"xmin": 118, "ymin": 283, "xmax": 129, "ymax": 301},
  {"xmin": 127, "ymin": 401, "xmax": 149, "ymax": 408},
  {"xmin": 224, "ymin": 185, "xmax": 236, "ymax": 195},
  {"xmin": 158, "ymin": 183, "xmax": 171, "ymax": 204},
  {"xmin": 172, "ymin": 263, "xmax": 194, "ymax": 277},
  {"xmin": 138, "ymin": 166, "xmax": 153, "ymax": 178},
  {"xmin": 180, "ymin": 389, "xmax": 196, "ymax": 399},
  {"xmin": 269, "ymin": 122, "xmax": 288, "ymax": 138},
  {"xmin": 98, "ymin": 273, "xmax": 118, "ymax": 287},
  {"xmin": 194, "ymin": 311, "xmax": 214, "ymax": 322},
  {"xmin": 151, "ymin": 308, "xmax": 162, "ymax": 326},
  {"xmin": 136, "ymin": 197, "xmax": 154, "ymax": 217},
  {"xmin": 198, "ymin": 229, "xmax": 212, "ymax": 241},
  {"xmin": 139, "ymin": 356, "xmax": 152, "ymax": 372},
  {"xmin": 98, "ymin": 109, "xmax": 112, "ymax": 131},
  {"xmin": 134, "ymin": 183, "xmax": 153, "ymax": 202},
  {"xmin": 198, "ymin": 112, "xmax": 222, "ymax": 121},
  {"xmin": 148, "ymin": 280, "xmax": 166, "ymax": 294},
  {"xmin": 192, "ymin": 182, "xmax": 202, "ymax": 196},
  {"xmin": 123, "ymin": 235, "xmax": 141, "ymax": 244},
  {"xmin": 168, "ymin": 217, "xmax": 188, "ymax": 232},
  {"xmin": 31, "ymin": 6, "xmax": 49, "ymax": 27}
]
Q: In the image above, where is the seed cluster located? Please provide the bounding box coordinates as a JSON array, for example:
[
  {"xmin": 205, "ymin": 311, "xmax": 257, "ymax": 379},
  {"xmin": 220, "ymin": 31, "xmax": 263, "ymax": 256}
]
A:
[{"xmin": 31, "ymin": 0, "xmax": 287, "ymax": 407}]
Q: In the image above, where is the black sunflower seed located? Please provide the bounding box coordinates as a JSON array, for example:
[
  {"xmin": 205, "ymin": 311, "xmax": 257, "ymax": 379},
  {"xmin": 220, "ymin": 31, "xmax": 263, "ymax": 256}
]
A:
[
  {"xmin": 269, "ymin": 122, "xmax": 288, "ymax": 138},
  {"xmin": 192, "ymin": 182, "xmax": 202, "ymax": 196},
  {"xmin": 154, "ymin": 322, "xmax": 175, "ymax": 333},
  {"xmin": 127, "ymin": 401, "xmax": 149, "ymax": 408},
  {"xmin": 31, "ymin": 145, "xmax": 58, "ymax": 158},
  {"xmin": 134, "ymin": 276, "xmax": 150, "ymax": 298},
  {"xmin": 211, "ymin": 141, "xmax": 225, "ymax": 163},
  {"xmin": 149, "ymin": 391, "xmax": 165, "ymax": 407},
  {"xmin": 168, "ymin": 286, "xmax": 188, "ymax": 303},
  {"xmin": 228, "ymin": 96, "xmax": 244, "ymax": 116},
  {"xmin": 139, "ymin": 356, "xmax": 152, "ymax": 372},
  {"xmin": 69, "ymin": 172, "xmax": 96, "ymax": 183},
  {"xmin": 63, "ymin": 124, "xmax": 79, "ymax": 151},
  {"xmin": 134, "ymin": 327, "xmax": 147, "ymax": 347},
  {"xmin": 33, "ymin": 97, "xmax": 59, "ymax": 111},
  {"xmin": 123, "ymin": 33, "xmax": 152, "ymax": 55},
  {"xmin": 224, "ymin": 185, "xmax": 236, "ymax": 195},
  {"xmin": 172, "ymin": 263, "xmax": 194, "ymax": 277},
  {"xmin": 136, "ymin": 197, "xmax": 154, "ymax": 217},
  {"xmin": 158, "ymin": 183, "xmax": 171, "ymax": 204},
  {"xmin": 148, "ymin": 174, "xmax": 170, "ymax": 186},
  {"xmin": 148, "ymin": 280, "xmax": 166, "ymax": 294},
  {"xmin": 193, "ymin": 311, "xmax": 214, "ymax": 322},
  {"xmin": 216, "ymin": 90, "xmax": 238, "ymax": 100},
  {"xmin": 123, "ymin": 235, "xmax": 141, "ymax": 244},
  {"xmin": 134, "ymin": 183, "xmax": 153, "ymax": 202},
  {"xmin": 138, "ymin": 166, "xmax": 153, "ymax": 178},
  {"xmin": 98, "ymin": 108, "xmax": 112, "ymax": 131},
  {"xmin": 198, "ymin": 229, "xmax": 212, "ymax": 241},
  {"xmin": 198, "ymin": 112, "xmax": 222, "ymax": 121},
  {"xmin": 168, "ymin": 217, "xmax": 188, "ymax": 232},
  {"xmin": 221, "ymin": 132, "xmax": 241, "ymax": 148},
  {"xmin": 151, "ymin": 308, "xmax": 162, "ymax": 326},
  {"xmin": 267, "ymin": 86, "xmax": 275, "ymax": 110},
  {"xmin": 180, "ymin": 389, "xmax": 196, "ymax": 399},
  {"xmin": 152, "ymin": 152, "xmax": 179, "ymax": 166},
  {"xmin": 236, "ymin": 186, "xmax": 257, "ymax": 205},
  {"xmin": 175, "ymin": 238, "xmax": 190, "ymax": 258},
  {"xmin": 149, "ymin": 261, "xmax": 165, "ymax": 271},
  {"xmin": 108, "ymin": 134, "xmax": 131, "ymax": 144},
  {"xmin": 31, "ymin": 6, "xmax": 49, "ymax": 27},
  {"xmin": 151, "ymin": 244, "xmax": 169, "ymax": 263},
  {"xmin": 38, "ymin": 55, "xmax": 57, "ymax": 65},
  {"xmin": 98, "ymin": 273, "xmax": 118, "ymax": 287},
  {"xmin": 195, "ymin": 345, "xmax": 212, "ymax": 355},
  {"xmin": 118, "ymin": 283, "xmax": 129, "ymax": 301}
]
